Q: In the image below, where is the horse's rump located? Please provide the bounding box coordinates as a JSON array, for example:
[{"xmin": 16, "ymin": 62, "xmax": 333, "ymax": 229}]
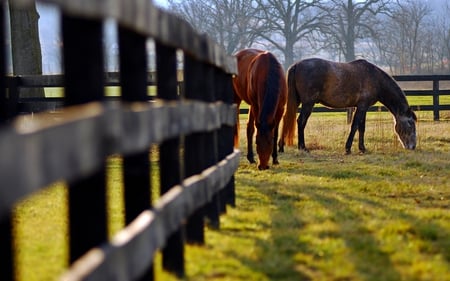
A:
[{"xmin": 249, "ymin": 51, "xmax": 286, "ymax": 133}]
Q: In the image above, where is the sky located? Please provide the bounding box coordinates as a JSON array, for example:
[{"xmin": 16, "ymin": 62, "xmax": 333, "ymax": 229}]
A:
[
  {"xmin": 28, "ymin": 0, "xmax": 450, "ymax": 73},
  {"xmin": 153, "ymin": 0, "xmax": 168, "ymax": 8},
  {"xmin": 35, "ymin": 0, "xmax": 169, "ymax": 73}
]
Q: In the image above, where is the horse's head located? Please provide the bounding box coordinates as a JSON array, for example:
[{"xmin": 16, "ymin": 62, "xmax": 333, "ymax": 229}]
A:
[
  {"xmin": 256, "ymin": 130, "xmax": 273, "ymax": 170},
  {"xmin": 394, "ymin": 108, "xmax": 417, "ymax": 150}
]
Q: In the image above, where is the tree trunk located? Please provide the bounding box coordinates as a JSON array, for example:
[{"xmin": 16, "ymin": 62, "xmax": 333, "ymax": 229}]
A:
[
  {"xmin": 9, "ymin": 2, "xmax": 44, "ymax": 98},
  {"xmin": 283, "ymin": 34, "xmax": 296, "ymax": 70}
]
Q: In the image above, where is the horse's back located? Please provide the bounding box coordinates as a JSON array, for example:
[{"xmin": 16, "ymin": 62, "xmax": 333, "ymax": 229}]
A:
[
  {"xmin": 233, "ymin": 49, "xmax": 265, "ymax": 103},
  {"xmin": 251, "ymin": 51, "xmax": 286, "ymax": 109},
  {"xmin": 291, "ymin": 58, "xmax": 332, "ymax": 94},
  {"xmin": 291, "ymin": 58, "xmax": 381, "ymax": 107}
]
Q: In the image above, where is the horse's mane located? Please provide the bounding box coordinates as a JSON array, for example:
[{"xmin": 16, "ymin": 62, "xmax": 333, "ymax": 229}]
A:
[
  {"xmin": 259, "ymin": 52, "xmax": 282, "ymax": 133},
  {"xmin": 355, "ymin": 59, "xmax": 409, "ymax": 114}
]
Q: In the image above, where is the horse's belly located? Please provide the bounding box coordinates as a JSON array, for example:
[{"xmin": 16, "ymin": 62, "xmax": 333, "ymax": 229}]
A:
[{"xmin": 319, "ymin": 96, "xmax": 357, "ymax": 109}]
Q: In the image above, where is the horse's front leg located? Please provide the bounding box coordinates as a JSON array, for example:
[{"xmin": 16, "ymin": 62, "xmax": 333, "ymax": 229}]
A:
[
  {"xmin": 345, "ymin": 108, "xmax": 365, "ymax": 154},
  {"xmin": 246, "ymin": 111, "xmax": 256, "ymax": 163},
  {"xmin": 357, "ymin": 110, "xmax": 367, "ymax": 153}
]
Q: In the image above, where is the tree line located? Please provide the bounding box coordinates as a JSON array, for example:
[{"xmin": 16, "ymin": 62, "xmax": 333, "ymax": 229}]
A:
[{"xmin": 168, "ymin": 0, "xmax": 450, "ymax": 74}]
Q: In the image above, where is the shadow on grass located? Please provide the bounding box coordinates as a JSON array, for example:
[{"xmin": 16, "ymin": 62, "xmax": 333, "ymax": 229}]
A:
[
  {"xmin": 227, "ymin": 146, "xmax": 449, "ymax": 280},
  {"xmin": 344, "ymin": 191, "xmax": 450, "ymax": 264},
  {"xmin": 222, "ymin": 175, "xmax": 311, "ymax": 281},
  {"xmin": 298, "ymin": 186, "xmax": 403, "ymax": 281},
  {"xmin": 226, "ymin": 179, "xmax": 399, "ymax": 280}
]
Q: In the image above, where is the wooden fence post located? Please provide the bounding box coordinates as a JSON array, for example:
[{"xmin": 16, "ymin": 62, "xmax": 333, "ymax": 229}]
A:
[
  {"xmin": 61, "ymin": 14, "xmax": 108, "ymax": 263},
  {"xmin": 346, "ymin": 108, "xmax": 354, "ymax": 124},
  {"xmin": 433, "ymin": 78, "xmax": 440, "ymax": 121},
  {"xmin": 183, "ymin": 53, "xmax": 207, "ymax": 244},
  {"xmin": 118, "ymin": 25, "xmax": 154, "ymax": 280},
  {"xmin": 221, "ymin": 73, "xmax": 236, "ymax": 207},
  {"xmin": 0, "ymin": 217, "xmax": 13, "ymax": 281},
  {"xmin": 0, "ymin": 2, "xmax": 8, "ymax": 123},
  {"xmin": 1, "ymin": 77, "xmax": 20, "ymax": 122},
  {"xmin": 0, "ymin": 5, "xmax": 16, "ymax": 280},
  {"xmin": 201, "ymin": 43, "xmax": 221, "ymax": 229},
  {"xmin": 156, "ymin": 42, "xmax": 185, "ymax": 277}
]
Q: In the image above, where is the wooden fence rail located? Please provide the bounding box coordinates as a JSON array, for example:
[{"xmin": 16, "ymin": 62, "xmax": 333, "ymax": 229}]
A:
[
  {"xmin": 237, "ymin": 75, "xmax": 450, "ymax": 121},
  {"xmin": 393, "ymin": 75, "xmax": 450, "ymax": 121},
  {"xmin": 4, "ymin": 74, "xmax": 450, "ymax": 122},
  {"xmin": 0, "ymin": 0, "xmax": 239, "ymax": 280}
]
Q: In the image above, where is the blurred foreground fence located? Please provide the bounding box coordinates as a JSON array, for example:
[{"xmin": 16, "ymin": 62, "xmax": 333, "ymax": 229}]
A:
[{"xmin": 0, "ymin": 0, "xmax": 239, "ymax": 280}]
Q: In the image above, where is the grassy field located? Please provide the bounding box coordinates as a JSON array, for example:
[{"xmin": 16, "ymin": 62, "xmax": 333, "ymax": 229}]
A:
[{"xmin": 13, "ymin": 110, "xmax": 450, "ymax": 280}]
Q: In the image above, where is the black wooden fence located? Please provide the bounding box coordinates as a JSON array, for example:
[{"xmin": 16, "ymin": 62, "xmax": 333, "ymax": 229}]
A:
[
  {"xmin": 393, "ymin": 75, "xmax": 450, "ymax": 121},
  {"xmin": 0, "ymin": 0, "xmax": 239, "ymax": 280},
  {"xmin": 312, "ymin": 75, "xmax": 450, "ymax": 121},
  {"xmin": 4, "ymin": 74, "xmax": 450, "ymax": 123}
]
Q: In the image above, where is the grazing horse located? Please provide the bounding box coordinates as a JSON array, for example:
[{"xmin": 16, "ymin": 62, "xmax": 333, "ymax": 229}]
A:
[
  {"xmin": 233, "ymin": 49, "xmax": 287, "ymax": 170},
  {"xmin": 279, "ymin": 58, "xmax": 417, "ymax": 154}
]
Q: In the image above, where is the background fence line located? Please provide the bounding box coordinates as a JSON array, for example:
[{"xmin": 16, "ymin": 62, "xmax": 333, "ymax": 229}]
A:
[{"xmin": 4, "ymin": 74, "xmax": 450, "ymax": 121}]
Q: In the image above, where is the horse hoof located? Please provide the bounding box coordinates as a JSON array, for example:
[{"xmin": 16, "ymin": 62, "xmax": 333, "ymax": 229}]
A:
[
  {"xmin": 278, "ymin": 146, "xmax": 284, "ymax": 153},
  {"xmin": 258, "ymin": 165, "xmax": 269, "ymax": 170},
  {"xmin": 345, "ymin": 150, "xmax": 351, "ymax": 155},
  {"xmin": 273, "ymin": 160, "xmax": 279, "ymax": 165}
]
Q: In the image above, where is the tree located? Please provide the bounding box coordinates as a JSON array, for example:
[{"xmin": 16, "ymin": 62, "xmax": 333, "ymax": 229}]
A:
[
  {"xmin": 439, "ymin": 1, "xmax": 450, "ymax": 73},
  {"xmin": 376, "ymin": 0, "xmax": 431, "ymax": 73},
  {"xmin": 254, "ymin": 0, "xmax": 324, "ymax": 69},
  {"xmin": 320, "ymin": 0, "xmax": 390, "ymax": 62},
  {"xmin": 8, "ymin": 1, "xmax": 44, "ymax": 97},
  {"xmin": 393, "ymin": 0, "xmax": 431, "ymax": 73},
  {"xmin": 168, "ymin": 0, "xmax": 261, "ymax": 54}
]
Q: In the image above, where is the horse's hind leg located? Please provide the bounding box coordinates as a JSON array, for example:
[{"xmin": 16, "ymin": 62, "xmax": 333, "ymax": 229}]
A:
[
  {"xmin": 233, "ymin": 101, "xmax": 241, "ymax": 148},
  {"xmin": 297, "ymin": 103, "xmax": 313, "ymax": 152},
  {"xmin": 246, "ymin": 110, "xmax": 256, "ymax": 163},
  {"xmin": 272, "ymin": 123, "xmax": 280, "ymax": 165}
]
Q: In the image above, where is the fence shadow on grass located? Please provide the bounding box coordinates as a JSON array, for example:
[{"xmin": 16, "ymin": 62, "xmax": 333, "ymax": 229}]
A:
[
  {"xmin": 230, "ymin": 169, "xmax": 401, "ymax": 280},
  {"xmin": 343, "ymin": 191, "xmax": 450, "ymax": 264},
  {"xmin": 298, "ymin": 186, "xmax": 403, "ymax": 281},
  {"xmin": 227, "ymin": 173, "xmax": 311, "ymax": 281},
  {"xmin": 229, "ymin": 140, "xmax": 449, "ymax": 280}
]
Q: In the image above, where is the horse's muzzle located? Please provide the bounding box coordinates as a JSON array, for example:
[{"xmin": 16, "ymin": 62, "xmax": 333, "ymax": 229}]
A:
[{"xmin": 258, "ymin": 164, "xmax": 269, "ymax": 170}]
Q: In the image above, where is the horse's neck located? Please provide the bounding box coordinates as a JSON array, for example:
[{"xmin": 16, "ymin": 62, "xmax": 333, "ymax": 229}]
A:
[{"xmin": 378, "ymin": 81, "xmax": 409, "ymax": 117}]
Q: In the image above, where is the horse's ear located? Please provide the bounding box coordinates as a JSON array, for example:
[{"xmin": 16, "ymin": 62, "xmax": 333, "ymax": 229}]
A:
[{"xmin": 409, "ymin": 107, "xmax": 417, "ymax": 121}]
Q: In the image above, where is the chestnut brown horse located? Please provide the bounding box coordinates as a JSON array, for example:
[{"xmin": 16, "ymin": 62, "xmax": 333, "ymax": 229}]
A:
[
  {"xmin": 233, "ymin": 49, "xmax": 287, "ymax": 170},
  {"xmin": 279, "ymin": 58, "xmax": 417, "ymax": 154}
]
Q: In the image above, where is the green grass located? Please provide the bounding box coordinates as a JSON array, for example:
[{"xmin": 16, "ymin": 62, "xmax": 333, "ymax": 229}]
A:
[
  {"xmin": 13, "ymin": 110, "xmax": 450, "ymax": 280},
  {"xmin": 176, "ymin": 111, "xmax": 449, "ymax": 281}
]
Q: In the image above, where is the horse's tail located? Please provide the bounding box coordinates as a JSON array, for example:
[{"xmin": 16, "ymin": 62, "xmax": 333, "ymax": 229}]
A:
[
  {"xmin": 259, "ymin": 52, "xmax": 281, "ymax": 134},
  {"xmin": 280, "ymin": 64, "xmax": 299, "ymax": 146}
]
